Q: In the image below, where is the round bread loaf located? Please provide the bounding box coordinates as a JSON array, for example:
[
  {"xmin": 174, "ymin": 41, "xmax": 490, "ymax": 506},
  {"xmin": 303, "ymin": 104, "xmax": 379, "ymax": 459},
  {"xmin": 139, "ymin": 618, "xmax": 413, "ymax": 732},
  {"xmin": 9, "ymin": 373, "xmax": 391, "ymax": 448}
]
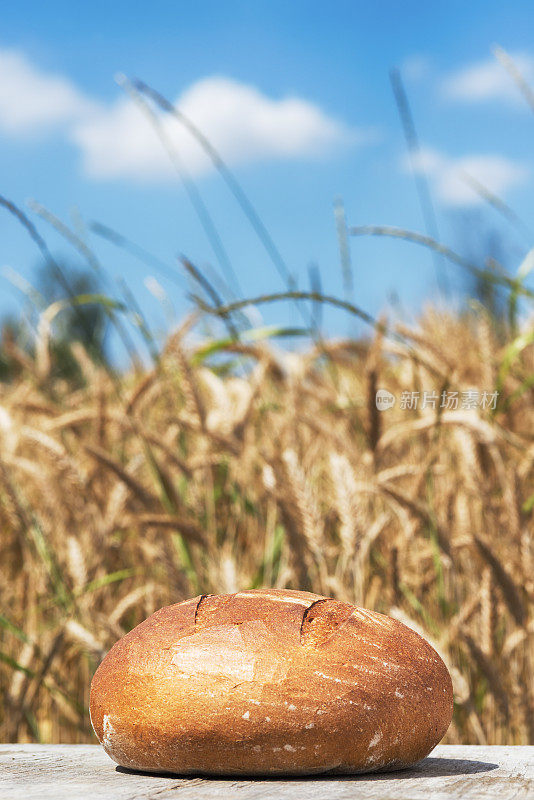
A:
[{"xmin": 90, "ymin": 589, "xmax": 452, "ymax": 775}]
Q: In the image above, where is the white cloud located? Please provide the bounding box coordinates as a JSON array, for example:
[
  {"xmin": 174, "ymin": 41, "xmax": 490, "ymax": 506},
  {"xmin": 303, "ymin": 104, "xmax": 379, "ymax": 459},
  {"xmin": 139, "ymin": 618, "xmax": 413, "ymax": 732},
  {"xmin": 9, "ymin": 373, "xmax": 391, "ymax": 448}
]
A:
[
  {"xmin": 442, "ymin": 51, "xmax": 534, "ymax": 104},
  {"xmin": 401, "ymin": 55, "xmax": 431, "ymax": 82},
  {"xmin": 71, "ymin": 76, "xmax": 359, "ymax": 181},
  {"xmin": 0, "ymin": 48, "xmax": 362, "ymax": 180},
  {"xmin": 0, "ymin": 49, "xmax": 95, "ymax": 134},
  {"xmin": 406, "ymin": 147, "xmax": 528, "ymax": 206}
]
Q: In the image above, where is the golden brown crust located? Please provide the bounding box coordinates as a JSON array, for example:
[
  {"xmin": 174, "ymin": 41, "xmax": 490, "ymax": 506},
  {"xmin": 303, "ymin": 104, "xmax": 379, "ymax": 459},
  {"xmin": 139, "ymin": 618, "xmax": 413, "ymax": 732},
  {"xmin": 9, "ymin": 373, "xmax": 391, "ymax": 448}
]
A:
[{"xmin": 90, "ymin": 589, "xmax": 453, "ymax": 776}]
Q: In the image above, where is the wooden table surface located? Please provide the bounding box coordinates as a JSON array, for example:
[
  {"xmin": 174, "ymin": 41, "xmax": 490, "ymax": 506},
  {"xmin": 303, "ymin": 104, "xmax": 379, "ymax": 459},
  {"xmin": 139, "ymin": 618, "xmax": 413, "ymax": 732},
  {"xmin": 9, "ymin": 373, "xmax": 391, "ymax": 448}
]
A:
[{"xmin": 0, "ymin": 745, "xmax": 532, "ymax": 799}]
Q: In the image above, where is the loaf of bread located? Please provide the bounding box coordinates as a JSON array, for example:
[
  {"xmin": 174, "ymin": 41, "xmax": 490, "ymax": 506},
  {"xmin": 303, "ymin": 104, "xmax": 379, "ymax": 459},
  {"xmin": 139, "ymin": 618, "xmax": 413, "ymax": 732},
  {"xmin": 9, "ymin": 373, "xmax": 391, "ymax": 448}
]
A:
[{"xmin": 90, "ymin": 589, "xmax": 452, "ymax": 775}]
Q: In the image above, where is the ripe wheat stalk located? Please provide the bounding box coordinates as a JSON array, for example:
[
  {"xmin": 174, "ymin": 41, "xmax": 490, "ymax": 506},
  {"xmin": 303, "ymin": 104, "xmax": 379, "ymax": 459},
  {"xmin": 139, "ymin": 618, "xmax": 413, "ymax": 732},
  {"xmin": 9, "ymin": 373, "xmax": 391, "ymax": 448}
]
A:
[{"xmin": 0, "ymin": 308, "xmax": 532, "ymax": 746}]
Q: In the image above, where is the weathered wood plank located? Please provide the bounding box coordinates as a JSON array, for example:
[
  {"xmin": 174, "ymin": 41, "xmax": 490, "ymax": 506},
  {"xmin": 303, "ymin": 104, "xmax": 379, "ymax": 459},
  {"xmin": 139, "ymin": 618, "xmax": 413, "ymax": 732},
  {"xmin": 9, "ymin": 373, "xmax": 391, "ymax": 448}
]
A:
[{"xmin": 0, "ymin": 745, "xmax": 532, "ymax": 800}]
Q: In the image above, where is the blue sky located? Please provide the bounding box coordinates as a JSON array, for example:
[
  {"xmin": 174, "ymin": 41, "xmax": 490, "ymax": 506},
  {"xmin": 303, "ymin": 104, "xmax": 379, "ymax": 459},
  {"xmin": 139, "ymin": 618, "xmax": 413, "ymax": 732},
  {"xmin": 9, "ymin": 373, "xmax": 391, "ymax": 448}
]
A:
[{"xmin": 1, "ymin": 0, "xmax": 533, "ymax": 357}]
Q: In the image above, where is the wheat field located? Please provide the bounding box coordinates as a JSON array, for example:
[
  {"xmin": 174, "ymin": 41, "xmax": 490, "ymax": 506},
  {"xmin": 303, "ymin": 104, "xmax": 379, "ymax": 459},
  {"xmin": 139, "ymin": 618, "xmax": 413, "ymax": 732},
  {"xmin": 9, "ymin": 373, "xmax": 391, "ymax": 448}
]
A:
[{"xmin": 0, "ymin": 302, "xmax": 532, "ymax": 746}]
